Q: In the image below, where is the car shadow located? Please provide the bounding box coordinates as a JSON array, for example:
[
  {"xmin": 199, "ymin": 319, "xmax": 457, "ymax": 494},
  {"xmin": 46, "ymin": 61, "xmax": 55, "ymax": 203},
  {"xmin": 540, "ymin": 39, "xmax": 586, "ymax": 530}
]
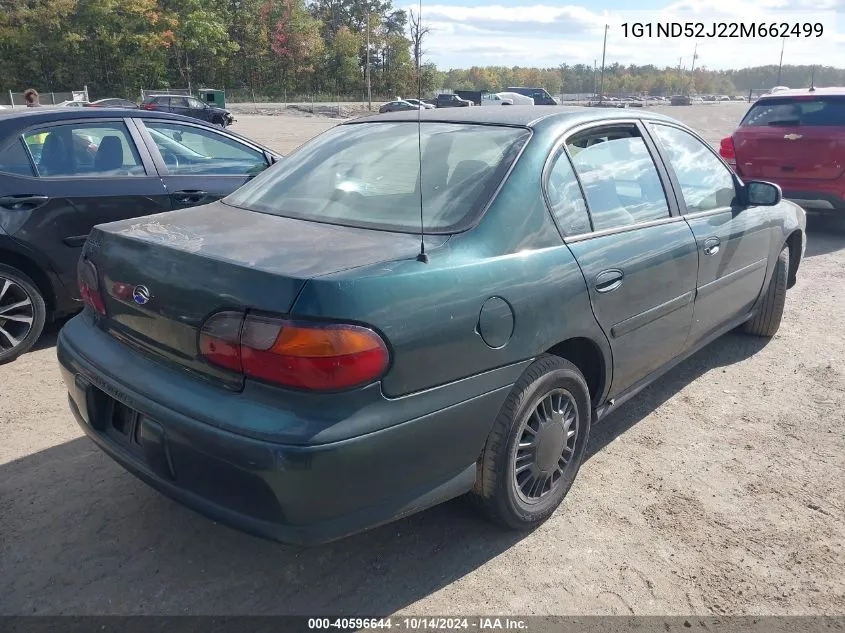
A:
[
  {"xmin": 31, "ymin": 315, "xmax": 73, "ymax": 352},
  {"xmin": 804, "ymin": 215, "xmax": 845, "ymax": 258},
  {"xmin": 2, "ymin": 330, "xmax": 770, "ymax": 615}
]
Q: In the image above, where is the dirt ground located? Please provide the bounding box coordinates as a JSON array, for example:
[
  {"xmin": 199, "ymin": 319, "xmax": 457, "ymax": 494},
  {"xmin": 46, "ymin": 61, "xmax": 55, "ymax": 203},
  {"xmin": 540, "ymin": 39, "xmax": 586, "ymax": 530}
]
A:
[{"xmin": 1, "ymin": 103, "xmax": 844, "ymax": 616}]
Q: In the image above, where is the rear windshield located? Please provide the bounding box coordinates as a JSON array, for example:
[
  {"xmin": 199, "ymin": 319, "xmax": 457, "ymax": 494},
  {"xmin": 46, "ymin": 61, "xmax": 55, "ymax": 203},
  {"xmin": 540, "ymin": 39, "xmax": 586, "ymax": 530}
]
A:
[
  {"xmin": 740, "ymin": 96, "xmax": 845, "ymax": 127},
  {"xmin": 223, "ymin": 121, "xmax": 531, "ymax": 233}
]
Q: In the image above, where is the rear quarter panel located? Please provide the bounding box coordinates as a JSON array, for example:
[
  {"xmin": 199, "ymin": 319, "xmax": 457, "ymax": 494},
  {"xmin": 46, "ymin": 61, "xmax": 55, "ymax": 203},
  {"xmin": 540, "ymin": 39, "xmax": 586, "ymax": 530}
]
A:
[{"xmin": 756, "ymin": 199, "xmax": 806, "ymax": 297}]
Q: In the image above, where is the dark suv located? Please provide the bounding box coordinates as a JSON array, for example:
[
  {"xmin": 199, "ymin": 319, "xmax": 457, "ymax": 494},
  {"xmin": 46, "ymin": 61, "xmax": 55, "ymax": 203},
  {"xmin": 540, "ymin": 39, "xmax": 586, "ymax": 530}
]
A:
[
  {"xmin": 141, "ymin": 95, "xmax": 234, "ymax": 128},
  {"xmin": 435, "ymin": 94, "xmax": 473, "ymax": 108}
]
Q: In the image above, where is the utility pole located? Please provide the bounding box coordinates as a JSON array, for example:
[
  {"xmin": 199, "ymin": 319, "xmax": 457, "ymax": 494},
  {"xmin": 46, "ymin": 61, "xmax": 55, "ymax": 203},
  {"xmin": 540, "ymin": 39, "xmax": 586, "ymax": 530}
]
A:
[
  {"xmin": 690, "ymin": 42, "xmax": 698, "ymax": 74},
  {"xmin": 366, "ymin": 4, "xmax": 372, "ymax": 110},
  {"xmin": 593, "ymin": 59, "xmax": 597, "ymax": 98},
  {"xmin": 777, "ymin": 37, "xmax": 785, "ymax": 85},
  {"xmin": 598, "ymin": 25, "xmax": 608, "ymax": 103}
]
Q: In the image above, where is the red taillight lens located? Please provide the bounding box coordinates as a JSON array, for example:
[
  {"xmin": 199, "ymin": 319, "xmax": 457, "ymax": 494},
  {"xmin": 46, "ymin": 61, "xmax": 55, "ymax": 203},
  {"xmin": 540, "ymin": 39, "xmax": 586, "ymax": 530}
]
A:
[
  {"xmin": 199, "ymin": 311, "xmax": 244, "ymax": 373},
  {"xmin": 199, "ymin": 312, "xmax": 389, "ymax": 391},
  {"xmin": 719, "ymin": 135, "xmax": 736, "ymax": 168},
  {"xmin": 142, "ymin": 103, "xmax": 157, "ymax": 110},
  {"xmin": 77, "ymin": 258, "xmax": 105, "ymax": 315}
]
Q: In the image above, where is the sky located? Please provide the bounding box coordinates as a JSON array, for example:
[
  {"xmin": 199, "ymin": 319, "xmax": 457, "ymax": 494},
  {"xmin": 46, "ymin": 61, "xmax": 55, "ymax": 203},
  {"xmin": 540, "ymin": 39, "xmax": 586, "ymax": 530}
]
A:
[{"xmin": 404, "ymin": 0, "xmax": 845, "ymax": 71}]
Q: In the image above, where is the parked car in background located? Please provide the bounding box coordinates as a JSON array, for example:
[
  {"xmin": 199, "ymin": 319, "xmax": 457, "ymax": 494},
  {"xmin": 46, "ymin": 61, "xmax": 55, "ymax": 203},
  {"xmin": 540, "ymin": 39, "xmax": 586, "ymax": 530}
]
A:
[
  {"xmin": 57, "ymin": 107, "xmax": 804, "ymax": 545},
  {"xmin": 0, "ymin": 107, "xmax": 280, "ymax": 362},
  {"xmin": 504, "ymin": 87, "xmax": 558, "ymax": 105},
  {"xmin": 404, "ymin": 98, "xmax": 435, "ymax": 110},
  {"xmin": 378, "ymin": 100, "xmax": 424, "ymax": 113},
  {"xmin": 141, "ymin": 94, "xmax": 234, "ymax": 127},
  {"xmin": 87, "ymin": 98, "xmax": 139, "ymax": 109},
  {"xmin": 435, "ymin": 93, "xmax": 473, "ymax": 108},
  {"xmin": 480, "ymin": 93, "xmax": 514, "ymax": 106},
  {"xmin": 54, "ymin": 100, "xmax": 91, "ymax": 108},
  {"xmin": 496, "ymin": 91, "xmax": 534, "ymax": 106},
  {"xmin": 671, "ymin": 95, "xmax": 692, "ymax": 106},
  {"xmin": 719, "ymin": 87, "xmax": 845, "ymax": 217}
]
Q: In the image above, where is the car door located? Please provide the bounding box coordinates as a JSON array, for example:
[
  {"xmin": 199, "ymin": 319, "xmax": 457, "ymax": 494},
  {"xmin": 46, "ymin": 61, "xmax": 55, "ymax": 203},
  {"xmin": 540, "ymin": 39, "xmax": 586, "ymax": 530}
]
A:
[
  {"xmin": 561, "ymin": 122, "xmax": 699, "ymax": 398},
  {"xmin": 135, "ymin": 118, "xmax": 271, "ymax": 208},
  {"xmin": 167, "ymin": 97, "xmax": 192, "ymax": 119},
  {"xmin": 5, "ymin": 118, "xmax": 169, "ymax": 298},
  {"xmin": 185, "ymin": 96, "xmax": 214, "ymax": 123},
  {"xmin": 645, "ymin": 122, "xmax": 773, "ymax": 348}
]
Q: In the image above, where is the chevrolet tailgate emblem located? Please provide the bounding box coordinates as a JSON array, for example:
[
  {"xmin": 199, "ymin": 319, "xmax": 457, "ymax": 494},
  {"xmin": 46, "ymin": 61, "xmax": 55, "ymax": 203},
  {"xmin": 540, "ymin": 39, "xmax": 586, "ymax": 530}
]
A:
[{"xmin": 783, "ymin": 133, "xmax": 803, "ymax": 140}]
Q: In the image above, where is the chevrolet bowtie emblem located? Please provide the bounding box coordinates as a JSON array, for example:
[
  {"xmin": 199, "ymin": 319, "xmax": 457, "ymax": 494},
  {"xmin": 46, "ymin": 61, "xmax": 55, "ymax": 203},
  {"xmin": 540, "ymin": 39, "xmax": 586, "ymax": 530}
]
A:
[{"xmin": 783, "ymin": 133, "xmax": 803, "ymax": 140}]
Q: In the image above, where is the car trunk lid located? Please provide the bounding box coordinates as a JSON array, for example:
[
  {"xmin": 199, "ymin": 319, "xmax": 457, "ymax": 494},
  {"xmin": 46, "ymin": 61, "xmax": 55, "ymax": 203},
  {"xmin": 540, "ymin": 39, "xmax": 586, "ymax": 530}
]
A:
[
  {"xmin": 733, "ymin": 94, "xmax": 845, "ymax": 181},
  {"xmin": 85, "ymin": 202, "xmax": 440, "ymax": 390}
]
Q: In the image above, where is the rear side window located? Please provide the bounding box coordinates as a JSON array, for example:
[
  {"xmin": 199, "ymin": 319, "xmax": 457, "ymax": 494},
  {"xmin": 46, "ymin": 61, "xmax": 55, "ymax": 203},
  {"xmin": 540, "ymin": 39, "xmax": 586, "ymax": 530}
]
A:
[
  {"xmin": 24, "ymin": 122, "xmax": 144, "ymax": 177},
  {"xmin": 224, "ymin": 122, "xmax": 531, "ymax": 233},
  {"xmin": 566, "ymin": 125, "xmax": 670, "ymax": 231},
  {"xmin": 545, "ymin": 147, "xmax": 591, "ymax": 235},
  {"xmin": 0, "ymin": 138, "xmax": 35, "ymax": 176},
  {"xmin": 741, "ymin": 96, "xmax": 845, "ymax": 127}
]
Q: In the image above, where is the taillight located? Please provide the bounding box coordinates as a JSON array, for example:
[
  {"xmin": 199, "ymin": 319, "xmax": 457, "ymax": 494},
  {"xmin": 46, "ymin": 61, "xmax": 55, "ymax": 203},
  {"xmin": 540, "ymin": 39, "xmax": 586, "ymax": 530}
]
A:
[
  {"xmin": 142, "ymin": 103, "xmax": 156, "ymax": 110},
  {"xmin": 199, "ymin": 313, "xmax": 389, "ymax": 391},
  {"xmin": 77, "ymin": 258, "xmax": 105, "ymax": 315},
  {"xmin": 719, "ymin": 135, "xmax": 736, "ymax": 168}
]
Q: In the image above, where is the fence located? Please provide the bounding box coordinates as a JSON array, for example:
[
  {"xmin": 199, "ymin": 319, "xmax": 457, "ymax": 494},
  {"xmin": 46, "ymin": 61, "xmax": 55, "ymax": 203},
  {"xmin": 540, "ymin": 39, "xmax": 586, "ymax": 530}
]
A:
[{"xmin": 3, "ymin": 87, "xmax": 88, "ymax": 108}]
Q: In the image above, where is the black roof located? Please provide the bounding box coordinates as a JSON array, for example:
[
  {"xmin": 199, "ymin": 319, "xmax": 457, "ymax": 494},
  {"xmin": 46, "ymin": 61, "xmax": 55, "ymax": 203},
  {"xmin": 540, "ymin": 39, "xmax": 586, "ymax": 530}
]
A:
[{"xmin": 348, "ymin": 105, "xmax": 679, "ymax": 129}]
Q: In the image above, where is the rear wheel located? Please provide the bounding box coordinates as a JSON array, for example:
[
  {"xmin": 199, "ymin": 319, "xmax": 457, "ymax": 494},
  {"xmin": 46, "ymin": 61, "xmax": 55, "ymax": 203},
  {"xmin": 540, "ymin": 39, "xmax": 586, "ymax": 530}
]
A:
[
  {"xmin": 0, "ymin": 264, "xmax": 47, "ymax": 364},
  {"xmin": 743, "ymin": 245, "xmax": 789, "ymax": 337},
  {"xmin": 471, "ymin": 354, "xmax": 591, "ymax": 530}
]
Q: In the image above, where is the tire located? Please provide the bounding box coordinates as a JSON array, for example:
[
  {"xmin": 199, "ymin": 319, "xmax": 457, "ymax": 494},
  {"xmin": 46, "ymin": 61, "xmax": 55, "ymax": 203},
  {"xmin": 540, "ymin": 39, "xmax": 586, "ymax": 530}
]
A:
[
  {"xmin": 0, "ymin": 264, "xmax": 47, "ymax": 364},
  {"xmin": 214, "ymin": 118, "xmax": 226, "ymax": 129},
  {"xmin": 743, "ymin": 245, "xmax": 789, "ymax": 337},
  {"xmin": 471, "ymin": 354, "xmax": 591, "ymax": 530}
]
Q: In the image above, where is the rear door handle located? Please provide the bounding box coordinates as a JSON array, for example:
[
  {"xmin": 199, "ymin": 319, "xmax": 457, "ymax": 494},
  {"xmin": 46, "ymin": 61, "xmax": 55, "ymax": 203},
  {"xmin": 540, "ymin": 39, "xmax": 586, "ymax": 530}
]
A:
[
  {"xmin": 0, "ymin": 195, "xmax": 50, "ymax": 211},
  {"xmin": 595, "ymin": 269, "xmax": 624, "ymax": 293},
  {"xmin": 172, "ymin": 190, "xmax": 208, "ymax": 205},
  {"xmin": 703, "ymin": 237, "xmax": 721, "ymax": 256}
]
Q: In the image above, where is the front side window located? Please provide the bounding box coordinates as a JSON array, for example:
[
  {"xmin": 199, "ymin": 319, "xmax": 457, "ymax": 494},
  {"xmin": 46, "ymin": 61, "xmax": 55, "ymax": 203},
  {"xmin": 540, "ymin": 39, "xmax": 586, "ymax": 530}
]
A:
[
  {"xmin": 24, "ymin": 122, "xmax": 144, "ymax": 177},
  {"xmin": 143, "ymin": 121, "xmax": 267, "ymax": 176},
  {"xmin": 224, "ymin": 122, "xmax": 531, "ymax": 233},
  {"xmin": 567, "ymin": 126, "xmax": 670, "ymax": 231},
  {"xmin": 650, "ymin": 124, "xmax": 736, "ymax": 213},
  {"xmin": 187, "ymin": 97, "xmax": 205, "ymax": 109}
]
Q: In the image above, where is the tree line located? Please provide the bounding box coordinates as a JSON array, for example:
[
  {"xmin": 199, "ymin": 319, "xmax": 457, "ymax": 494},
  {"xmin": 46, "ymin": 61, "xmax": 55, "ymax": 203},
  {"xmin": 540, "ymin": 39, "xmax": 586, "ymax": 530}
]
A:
[{"xmin": 1, "ymin": 0, "xmax": 842, "ymax": 101}]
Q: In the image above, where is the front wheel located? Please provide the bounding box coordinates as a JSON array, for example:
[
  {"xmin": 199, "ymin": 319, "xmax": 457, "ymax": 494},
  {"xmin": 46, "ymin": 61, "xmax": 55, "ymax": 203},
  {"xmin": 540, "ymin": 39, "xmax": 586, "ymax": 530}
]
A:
[
  {"xmin": 743, "ymin": 245, "xmax": 789, "ymax": 337},
  {"xmin": 0, "ymin": 264, "xmax": 47, "ymax": 364},
  {"xmin": 471, "ymin": 354, "xmax": 591, "ymax": 530}
]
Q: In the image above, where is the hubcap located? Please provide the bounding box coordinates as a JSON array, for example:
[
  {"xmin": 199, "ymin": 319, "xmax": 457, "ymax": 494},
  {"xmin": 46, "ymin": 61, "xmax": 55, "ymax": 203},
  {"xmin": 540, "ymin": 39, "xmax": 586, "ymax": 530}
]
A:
[
  {"xmin": 512, "ymin": 389, "xmax": 579, "ymax": 504},
  {"xmin": 0, "ymin": 277, "xmax": 34, "ymax": 353}
]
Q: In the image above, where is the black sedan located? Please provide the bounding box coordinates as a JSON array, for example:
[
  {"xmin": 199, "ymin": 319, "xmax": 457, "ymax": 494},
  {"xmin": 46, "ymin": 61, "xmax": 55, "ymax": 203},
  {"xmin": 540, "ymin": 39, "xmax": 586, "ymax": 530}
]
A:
[
  {"xmin": 0, "ymin": 107, "xmax": 281, "ymax": 362},
  {"xmin": 141, "ymin": 94, "xmax": 234, "ymax": 128},
  {"xmin": 378, "ymin": 100, "xmax": 424, "ymax": 114}
]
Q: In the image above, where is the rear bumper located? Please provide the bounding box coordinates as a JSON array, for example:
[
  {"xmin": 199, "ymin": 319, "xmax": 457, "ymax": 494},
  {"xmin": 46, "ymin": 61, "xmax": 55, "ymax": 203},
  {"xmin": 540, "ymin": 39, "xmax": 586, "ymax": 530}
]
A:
[
  {"xmin": 57, "ymin": 314, "xmax": 521, "ymax": 545},
  {"xmin": 782, "ymin": 190, "xmax": 845, "ymax": 212}
]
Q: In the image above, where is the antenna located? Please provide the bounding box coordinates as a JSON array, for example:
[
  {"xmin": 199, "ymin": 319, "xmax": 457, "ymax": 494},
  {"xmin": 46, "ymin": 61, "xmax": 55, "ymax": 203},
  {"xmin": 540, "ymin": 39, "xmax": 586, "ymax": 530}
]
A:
[{"xmin": 415, "ymin": 0, "xmax": 428, "ymax": 263}]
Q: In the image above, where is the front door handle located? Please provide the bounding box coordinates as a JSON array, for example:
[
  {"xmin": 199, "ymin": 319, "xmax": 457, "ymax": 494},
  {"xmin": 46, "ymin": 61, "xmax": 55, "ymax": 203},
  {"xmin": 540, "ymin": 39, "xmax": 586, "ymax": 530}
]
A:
[
  {"xmin": 0, "ymin": 195, "xmax": 50, "ymax": 211},
  {"xmin": 172, "ymin": 190, "xmax": 208, "ymax": 205},
  {"xmin": 703, "ymin": 237, "xmax": 721, "ymax": 256},
  {"xmin": 595, "ymin": 269, "xmax": 624, "ymax": 293}
]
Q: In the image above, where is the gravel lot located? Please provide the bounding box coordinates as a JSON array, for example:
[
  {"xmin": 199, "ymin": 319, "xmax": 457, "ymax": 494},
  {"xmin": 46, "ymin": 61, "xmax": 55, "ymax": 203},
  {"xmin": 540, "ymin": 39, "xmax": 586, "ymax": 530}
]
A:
[{"xmin": 2, "ymin": 103, "xmax": 844, "ymax": 616}]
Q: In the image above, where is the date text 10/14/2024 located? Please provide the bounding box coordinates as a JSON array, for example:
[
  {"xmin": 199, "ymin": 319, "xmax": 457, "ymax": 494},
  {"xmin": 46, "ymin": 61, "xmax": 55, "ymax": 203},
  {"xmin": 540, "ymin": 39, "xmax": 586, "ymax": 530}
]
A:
[
  {"xmin": 307, "ymin": 618, "xmax": 529, "ymax": 630},
  {"xmin": 621, "ymin": 22, "xmax": 823, "ymax": 38}
]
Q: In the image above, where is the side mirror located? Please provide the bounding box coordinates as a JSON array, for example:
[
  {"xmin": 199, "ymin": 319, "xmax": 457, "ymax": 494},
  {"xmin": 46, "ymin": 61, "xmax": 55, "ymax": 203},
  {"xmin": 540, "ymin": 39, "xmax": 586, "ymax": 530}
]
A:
[{"xmin": 746, "ymin": 180, "xmax": 782, "ymax": 206}]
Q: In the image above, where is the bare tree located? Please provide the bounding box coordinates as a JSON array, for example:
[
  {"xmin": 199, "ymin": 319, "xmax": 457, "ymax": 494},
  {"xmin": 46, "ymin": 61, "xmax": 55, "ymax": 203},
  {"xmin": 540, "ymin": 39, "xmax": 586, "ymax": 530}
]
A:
[{"xmin": 408, "ymin": 8, "xmax": 430, "ymax": 71}]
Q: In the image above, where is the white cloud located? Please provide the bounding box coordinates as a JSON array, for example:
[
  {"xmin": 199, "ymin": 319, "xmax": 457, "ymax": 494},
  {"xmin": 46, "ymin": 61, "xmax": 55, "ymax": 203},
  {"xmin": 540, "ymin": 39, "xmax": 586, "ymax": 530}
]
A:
[{"xmin": 407, "ymin": 0, "xmax": 843, "ymax": 70}]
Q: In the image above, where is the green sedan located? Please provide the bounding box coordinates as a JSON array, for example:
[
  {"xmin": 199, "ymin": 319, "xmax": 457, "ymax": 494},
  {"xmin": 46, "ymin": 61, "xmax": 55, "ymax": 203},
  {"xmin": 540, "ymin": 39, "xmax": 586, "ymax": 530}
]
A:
[{"xmin": 57, "ymin": 107, "xmax": 806, "ymax": 544}]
